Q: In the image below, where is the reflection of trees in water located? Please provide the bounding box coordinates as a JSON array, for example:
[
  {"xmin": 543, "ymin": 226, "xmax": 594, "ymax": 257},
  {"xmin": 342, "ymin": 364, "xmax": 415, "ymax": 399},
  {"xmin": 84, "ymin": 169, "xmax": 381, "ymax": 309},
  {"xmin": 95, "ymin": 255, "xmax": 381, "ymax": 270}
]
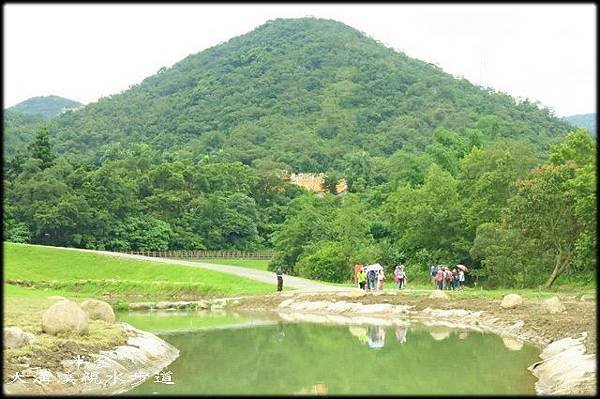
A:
[{"xmin": 133, "ymin": 322, "xmax": 539, "ymax": 395}]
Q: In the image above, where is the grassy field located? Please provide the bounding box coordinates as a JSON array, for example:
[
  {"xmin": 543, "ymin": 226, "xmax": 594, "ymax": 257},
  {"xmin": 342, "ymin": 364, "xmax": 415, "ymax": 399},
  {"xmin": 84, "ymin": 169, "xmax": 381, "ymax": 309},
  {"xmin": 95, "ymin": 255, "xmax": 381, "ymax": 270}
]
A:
[
  {"xmin": 4, "ymin": 243, "xmax": 283, "ymax": 301},
  {"xmin": 196, "ymin": 258, "xmax": 270, "ymax": 271}
]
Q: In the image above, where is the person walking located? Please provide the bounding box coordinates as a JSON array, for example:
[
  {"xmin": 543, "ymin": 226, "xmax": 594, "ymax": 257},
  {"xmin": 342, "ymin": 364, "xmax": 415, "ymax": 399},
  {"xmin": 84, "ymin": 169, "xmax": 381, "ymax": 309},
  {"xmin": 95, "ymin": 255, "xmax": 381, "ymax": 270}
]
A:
[
  {"xmin": 377, "ymin": 269, "xmax": 386, "ymax": 290},
  {"xmin": 276, "ymin": 266, "xmax": 284, "ymax": 292},
  {"xmin": 458, "ymin": 268, "xmax": 465, "ymax": 290},
  {"xmin": 353, "ymin": 263, "xmax": 363, "ymax": 287},
  {"xmin": 393, "ymin": 265, "xmax": 402, "ymax": 289},
  {"xmin": 399, "ymin": 267, "xmax": 407, "ymax": 289},
  {"xmin": 445, "ymin": 268, "xmax": 454, "ymax": 290},
  {"xmin": 452, "ymin": 268, "xmax": 460, "ymax": 290},
  {"xmin": 435, "ymin": 267, "xmax": 444, "ymax": 290},
  {"xmin": 367, "ymin": 268, "xmax": 377, "ymax": 292},
  {"xmin": 357, "ymin": 267, "xmax": 367, "ymax": 290},
  {"xmin": 430, "ymin": 265, "xmax": 438, "ymax": 289}
]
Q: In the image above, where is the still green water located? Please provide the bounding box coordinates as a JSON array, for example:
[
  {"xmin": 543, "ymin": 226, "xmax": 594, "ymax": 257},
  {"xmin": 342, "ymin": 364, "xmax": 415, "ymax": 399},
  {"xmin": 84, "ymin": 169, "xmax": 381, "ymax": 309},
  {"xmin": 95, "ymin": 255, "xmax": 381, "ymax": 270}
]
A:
[{"xmin": 120, "ymin": 311, "xmax": 539, "ymax": 395}]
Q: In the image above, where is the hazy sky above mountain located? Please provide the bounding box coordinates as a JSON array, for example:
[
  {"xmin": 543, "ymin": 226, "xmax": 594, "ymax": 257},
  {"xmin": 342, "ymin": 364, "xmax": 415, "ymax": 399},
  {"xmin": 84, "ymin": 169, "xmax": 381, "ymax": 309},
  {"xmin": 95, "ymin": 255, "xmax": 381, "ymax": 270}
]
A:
[{"xmin": 4, "ymin": 4, "xmax": 596, "ymax": 116}]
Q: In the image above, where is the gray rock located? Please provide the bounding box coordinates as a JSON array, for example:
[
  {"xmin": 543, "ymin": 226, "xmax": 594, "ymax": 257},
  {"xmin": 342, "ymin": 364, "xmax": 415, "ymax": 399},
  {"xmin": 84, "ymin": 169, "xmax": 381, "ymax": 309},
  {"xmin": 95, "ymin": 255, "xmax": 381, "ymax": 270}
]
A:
[
  {"xmin": 80, "ymin": 299, "xmax": 116, "ymax": 323},
  {"xmin": 4, "ymin": 326, "xmax": 25, "ymax": 349},
  {"xmin": 542, "ymin": 296, "xmax": 566, "ymax": 314},
  {"xmin": 42, "ymin": 300, "xmax": 89, "ymax": 335},
  {"xmin": 500, "ymin": 294, "xmax": 523, "ymax": 309},
  {"xmin": 22, "ymin": 332, "xmax": 36, "ymax": 345}
]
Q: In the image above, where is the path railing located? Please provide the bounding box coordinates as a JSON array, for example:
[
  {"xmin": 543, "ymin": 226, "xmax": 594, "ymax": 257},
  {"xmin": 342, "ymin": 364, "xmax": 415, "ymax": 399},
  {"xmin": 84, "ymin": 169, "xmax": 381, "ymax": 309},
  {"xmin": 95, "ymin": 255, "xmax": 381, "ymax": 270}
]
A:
[{"xmin": 120, "ymin": 250, "xmax": 274, "ymax": 260}]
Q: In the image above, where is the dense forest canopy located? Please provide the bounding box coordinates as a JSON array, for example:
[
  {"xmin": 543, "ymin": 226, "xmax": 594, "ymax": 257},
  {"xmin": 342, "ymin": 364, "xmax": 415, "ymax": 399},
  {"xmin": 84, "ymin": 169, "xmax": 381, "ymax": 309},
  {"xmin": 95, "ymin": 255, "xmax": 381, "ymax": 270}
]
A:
[
  {"xmin": 7, "ymin": 95, "xmax": 83, "ymax": 119},
  {"xmin": 3, "ymin": 18, "xmax": 595, "ymax": 289}
]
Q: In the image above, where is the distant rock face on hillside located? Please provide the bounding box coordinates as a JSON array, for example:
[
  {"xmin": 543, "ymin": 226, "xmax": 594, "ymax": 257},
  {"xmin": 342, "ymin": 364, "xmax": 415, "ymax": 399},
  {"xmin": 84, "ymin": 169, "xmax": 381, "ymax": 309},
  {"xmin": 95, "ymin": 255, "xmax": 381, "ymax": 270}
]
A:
[
  {"xmin": 287, "ymin": 173, "xmax": 347, "ymax": 194},
  {"xmin": 8, "ymin": 95, "xmax": 83, "ymax": 119}
]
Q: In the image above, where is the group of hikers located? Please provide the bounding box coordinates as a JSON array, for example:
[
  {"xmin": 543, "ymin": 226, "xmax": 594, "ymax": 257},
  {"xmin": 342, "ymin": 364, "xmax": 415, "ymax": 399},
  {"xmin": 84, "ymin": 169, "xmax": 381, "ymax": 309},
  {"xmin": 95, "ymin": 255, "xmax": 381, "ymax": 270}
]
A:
[
  {"xmin": 353, "ymin": 264, "xmax": 407, "ymax": 291},
  {"xmin": 430, "ymin": 265, "xmax": 466, "ymax": 290}
]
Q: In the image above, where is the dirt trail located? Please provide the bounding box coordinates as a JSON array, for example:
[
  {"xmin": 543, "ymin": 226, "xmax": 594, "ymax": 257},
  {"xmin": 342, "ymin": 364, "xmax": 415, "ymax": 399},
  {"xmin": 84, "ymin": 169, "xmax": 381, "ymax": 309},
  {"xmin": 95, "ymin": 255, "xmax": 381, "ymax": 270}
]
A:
[{"xmin": 36, "ymin": 245, "xmax": 353, "ymax": 292}]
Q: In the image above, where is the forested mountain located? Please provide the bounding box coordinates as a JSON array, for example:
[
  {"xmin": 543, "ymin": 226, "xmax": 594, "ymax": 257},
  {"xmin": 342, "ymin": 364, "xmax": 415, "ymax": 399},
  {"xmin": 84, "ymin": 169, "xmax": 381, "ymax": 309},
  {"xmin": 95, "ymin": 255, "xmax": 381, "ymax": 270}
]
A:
[
  {"xmin": 6, "ymin": 18, "xmax": 572, "ymax": 169},
  {"xmin": 563, "ymin": 113, "xmax": 596, "ymax": 136},
  {"xmin": 8, "ymin": 95, "xmax": 83, "ymax": 119},
  {"xmin": 4, "ymin": 18, "xmax": 594, "ymax": 289}
]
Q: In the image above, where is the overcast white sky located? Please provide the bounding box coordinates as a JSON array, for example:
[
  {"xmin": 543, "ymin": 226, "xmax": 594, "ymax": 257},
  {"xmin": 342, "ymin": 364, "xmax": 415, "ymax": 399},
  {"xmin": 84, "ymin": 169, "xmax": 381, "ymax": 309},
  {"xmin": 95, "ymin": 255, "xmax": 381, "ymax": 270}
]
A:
[{"xmin": 3, "ymin": 3, "xmax": 596, "ymax": 116}]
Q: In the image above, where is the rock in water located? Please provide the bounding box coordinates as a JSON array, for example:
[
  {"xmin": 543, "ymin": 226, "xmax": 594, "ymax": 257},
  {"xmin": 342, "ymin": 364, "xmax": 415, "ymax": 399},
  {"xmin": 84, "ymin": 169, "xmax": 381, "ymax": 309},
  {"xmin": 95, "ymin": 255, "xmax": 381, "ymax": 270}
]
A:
[
  {"xmin": 429, "ymin": 290, "xmax": 450, "ymax": 300},
  {"xmin": 500, "ymin": 294, "xmax": 523, "ymax": 309},
  {"xmin": 542, "ymin": 296, "xmax": 566, "ymax": 314},
  {"xmin": 80, "ymin": 299, "xmax": 116, "ymax": 323},
  {"xmin": 42, "ymin": 300, "xmax": 89, "ymax": 335}
]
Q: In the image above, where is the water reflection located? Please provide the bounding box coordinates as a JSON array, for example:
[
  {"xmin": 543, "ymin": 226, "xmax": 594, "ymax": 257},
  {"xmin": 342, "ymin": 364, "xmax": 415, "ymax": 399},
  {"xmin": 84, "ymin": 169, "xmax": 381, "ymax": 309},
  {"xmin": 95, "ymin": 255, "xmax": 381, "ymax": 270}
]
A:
[
  {"xmin": 502, "ymin": 336, "xmax": 524, "ymax": 351},
  {"xmin": 429, "ymin": 326, "xmax": 451, "ymax": 341},
  {"xmin": 395, "ymin": 326, "xmax": 407, "ymax": 344},
  {"xmin": 124, "ymin": 314, "xmax": 539, "ymax": 396},
  {"xmin": 366, "ymin": 325, "xmax": 386, "ymax": 349}
]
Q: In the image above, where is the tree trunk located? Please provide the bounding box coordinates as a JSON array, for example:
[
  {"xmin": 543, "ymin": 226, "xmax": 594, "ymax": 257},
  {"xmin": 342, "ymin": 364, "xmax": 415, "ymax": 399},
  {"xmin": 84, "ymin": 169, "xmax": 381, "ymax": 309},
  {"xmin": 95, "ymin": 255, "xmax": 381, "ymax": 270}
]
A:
[{"xmin": 543, "ymin": 251, "xmax": 572, "ymax": 289}]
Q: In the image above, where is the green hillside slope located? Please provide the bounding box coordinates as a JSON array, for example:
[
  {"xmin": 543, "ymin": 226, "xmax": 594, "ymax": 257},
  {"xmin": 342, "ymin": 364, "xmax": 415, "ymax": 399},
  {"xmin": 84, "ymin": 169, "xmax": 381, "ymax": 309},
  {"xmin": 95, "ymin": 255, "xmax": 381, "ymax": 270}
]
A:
[
  {"xmin": 563, "ymin": 113, "xmax": 596, "ymax": 136},
  {"xmin": 17, "ymin": 17, "xmax": 572, "ymax": 168},
  {"xmin": 8, "ymin": 95, "xmax": 83, "ymax": 119}
]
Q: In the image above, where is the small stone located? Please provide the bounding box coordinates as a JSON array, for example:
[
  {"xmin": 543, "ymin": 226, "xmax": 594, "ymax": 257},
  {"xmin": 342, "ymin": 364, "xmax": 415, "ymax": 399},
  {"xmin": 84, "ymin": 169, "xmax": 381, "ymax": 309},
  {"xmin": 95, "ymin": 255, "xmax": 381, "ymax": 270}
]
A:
[
  {"xmin": 156, "ymin": 302, "xmax": 172, "ymax": 309},
  {"xmin": 429, "ymin": 290, "xmax": 450, "ymax": 300},
  {"xmin": 580, "ymin": 294, "xmax": 595, "ymax": 302},
  {"xmin": 500, "ymin": 294, "xmax": 523, "ymax": 309}
]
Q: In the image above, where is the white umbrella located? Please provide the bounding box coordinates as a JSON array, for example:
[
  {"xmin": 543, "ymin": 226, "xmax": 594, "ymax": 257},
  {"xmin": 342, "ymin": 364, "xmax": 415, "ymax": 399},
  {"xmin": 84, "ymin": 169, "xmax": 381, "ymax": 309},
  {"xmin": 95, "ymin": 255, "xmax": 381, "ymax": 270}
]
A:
[
  {"xmin": 366, "ymin": 263, "xmax": 383, "ymax": 272},
  {"xmin": 457, "ymin": 264, "xmax": 469, "ymax": 272}
]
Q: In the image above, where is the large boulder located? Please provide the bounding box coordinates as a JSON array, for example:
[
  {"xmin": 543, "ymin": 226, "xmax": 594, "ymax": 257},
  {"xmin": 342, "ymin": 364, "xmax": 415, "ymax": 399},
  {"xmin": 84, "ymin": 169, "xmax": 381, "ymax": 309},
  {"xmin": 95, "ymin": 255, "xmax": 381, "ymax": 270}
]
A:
[
  {"xmin": 429, "ymin": 290, "xmax": 450, "ymax": 300},
  {"xmin": 80, "ymin": 299, "xmax": 116, "ymax": 323},
  {"xmin": 500, "ymin": 294, "xmax": 523, "ymax": 309},
  {"xmin": 542, "ymin": 296, "xmax": 566, "ymax": 314},
  {"xmin": 42, "ymin": 300, "xmax": 89, "ymax": 335}
]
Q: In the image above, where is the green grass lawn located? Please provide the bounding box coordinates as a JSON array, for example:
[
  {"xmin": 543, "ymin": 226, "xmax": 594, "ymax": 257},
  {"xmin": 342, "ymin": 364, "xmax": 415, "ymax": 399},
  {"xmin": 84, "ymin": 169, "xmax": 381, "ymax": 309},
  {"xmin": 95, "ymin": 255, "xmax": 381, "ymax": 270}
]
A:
[
  {"xmin": 195, "ymin": 258, "xmax": 270, "ymax": 271},
  {"xmin": 4, "ymin": 243, "xmax": 282, "ymax": 301}
]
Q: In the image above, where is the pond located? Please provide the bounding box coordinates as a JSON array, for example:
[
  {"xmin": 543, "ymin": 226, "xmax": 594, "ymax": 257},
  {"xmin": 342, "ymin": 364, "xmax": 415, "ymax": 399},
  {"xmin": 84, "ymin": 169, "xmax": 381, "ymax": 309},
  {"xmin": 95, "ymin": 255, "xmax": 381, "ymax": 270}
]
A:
[{"xmin": 119, "ymin": 310, "xmax": 540, "ymax": 395}]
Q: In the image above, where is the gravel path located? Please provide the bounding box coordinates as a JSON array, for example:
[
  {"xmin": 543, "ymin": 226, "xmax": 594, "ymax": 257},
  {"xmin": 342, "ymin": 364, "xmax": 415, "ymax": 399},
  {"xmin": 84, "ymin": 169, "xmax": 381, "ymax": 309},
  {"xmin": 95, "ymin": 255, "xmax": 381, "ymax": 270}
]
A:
[{"xmin": 38, "ymin": 245, "xmax": 354, "ymax": 292}]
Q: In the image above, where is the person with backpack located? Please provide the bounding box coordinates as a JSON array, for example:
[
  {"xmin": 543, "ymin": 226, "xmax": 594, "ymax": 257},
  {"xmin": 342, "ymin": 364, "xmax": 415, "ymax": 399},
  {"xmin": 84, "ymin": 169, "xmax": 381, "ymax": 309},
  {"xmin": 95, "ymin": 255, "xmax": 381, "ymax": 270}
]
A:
[{"xmin": 367, "ymin": 268, "xmax": 377, "ymax": 292}]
